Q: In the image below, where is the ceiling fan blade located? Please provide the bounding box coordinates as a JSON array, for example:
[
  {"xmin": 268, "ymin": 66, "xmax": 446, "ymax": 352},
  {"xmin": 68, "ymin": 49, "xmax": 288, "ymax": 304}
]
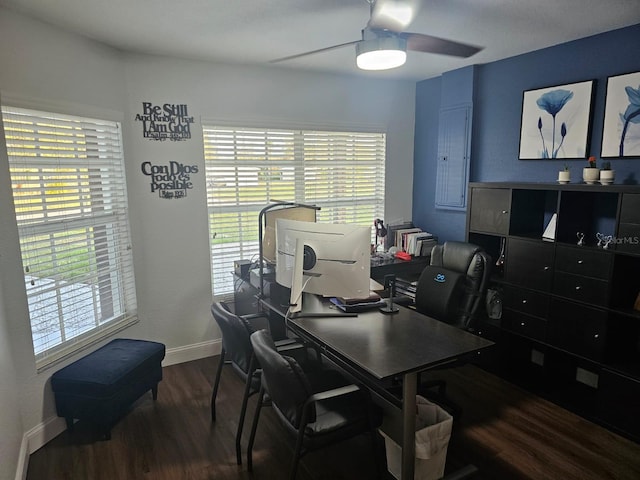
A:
[
  {"xmin": 369, "ymin": 0, "xmax": 419, "ymax": 32},
  {"xmin": 399, "ymin": 31, "xmax": 483, "ymax": 58},
  {"xmin": 270, "ymin": 40, "xmax": 360, "ymax": 63}
]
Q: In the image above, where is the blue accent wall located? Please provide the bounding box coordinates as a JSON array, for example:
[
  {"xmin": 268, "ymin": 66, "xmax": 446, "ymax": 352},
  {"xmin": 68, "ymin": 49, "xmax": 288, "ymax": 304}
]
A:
[{"xmin": 413, "ymin": 23, "xmax": 640, "ymax": 242}]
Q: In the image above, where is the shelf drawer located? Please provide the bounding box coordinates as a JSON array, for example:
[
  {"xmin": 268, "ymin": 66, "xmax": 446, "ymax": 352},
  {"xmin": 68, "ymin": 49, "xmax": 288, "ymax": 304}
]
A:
[
  {"xmin": 618, "ymin": 194, "xmax": 640, "ymax": 254},
  {"xmin": 505, "ymin": 238, "xmax": 554, "ymax": 291},
  {"xmin": 620, "ymin": 194, "xmax": 640, "ymax": 224},
  {"xmin": 553, "ymin": 271, "xmax": 610, "ymax": 306},
  {"xmin": 617, "ymin": 223, "xmax": 640, "ymax": 254},
  {"xmin": 469, "ymin": 188, "xmax": 510, "ymax": 235},
  {"xmin": 503, "ymin": 311, "xmax": 547, "ymax": 342},
  {"xmin": 503, "ymin": 286, "xmax": 549, "ymax": 318},
  {"xmin": 548, "ymin": 299, "xmax": 607, "ymax": 361},
  {"xmin": 598, "ymin": 369, "xmax": 640, "ymax": 440},
  {"xmin": 555, "ymin": 245, "xmax": 612, "ymax": 279}
]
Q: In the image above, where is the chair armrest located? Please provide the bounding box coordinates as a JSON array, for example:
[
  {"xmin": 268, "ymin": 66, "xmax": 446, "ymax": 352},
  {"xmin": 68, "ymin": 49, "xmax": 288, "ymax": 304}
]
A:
[
  {"xmin": 274, "ymin": 338, "xmax": 299, "ymax": 348},
  {"xmin": 240, "ymin": 312, "xmax": 269, "ymax": 322},
  {"xmin": 275, "ymin": 342, "xmax": 306, "ymax": 353},
  {"xmin": 298, "ymin": 384, "xmax": 363, "ymax": 435},
  {"xmin": 307, "ymin": 384, "xmax": 361, "ymax": 403}
]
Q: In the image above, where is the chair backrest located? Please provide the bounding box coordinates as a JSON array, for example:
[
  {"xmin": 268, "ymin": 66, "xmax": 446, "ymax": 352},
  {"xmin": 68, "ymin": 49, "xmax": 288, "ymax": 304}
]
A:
[
  {"xmin": 250, "ymin": 329, "xmax": 313, "ymax": 429},
  {"xmin": 415, "ymin": 241, "xmax": 491, "ymax": 329},
  {"xmin": 210, "ymin": 302, "xmax": 255, "ymax": 374}
]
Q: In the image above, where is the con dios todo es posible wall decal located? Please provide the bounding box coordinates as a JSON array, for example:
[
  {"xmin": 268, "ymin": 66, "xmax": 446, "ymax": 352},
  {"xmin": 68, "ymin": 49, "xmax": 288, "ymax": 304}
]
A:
[
  {"xmin": 134, "ymin": 101, "xmax": 194, "ymax": 141},
  {"xmin": 141, "ymin": 161, "xmax": 199, "ymax": 199}
]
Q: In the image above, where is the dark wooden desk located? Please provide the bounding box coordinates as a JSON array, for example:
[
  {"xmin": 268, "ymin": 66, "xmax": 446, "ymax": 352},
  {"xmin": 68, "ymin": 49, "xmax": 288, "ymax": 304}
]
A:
[
  {"xmin": 370, "ymin": 255, "xmax": 430, "ymax": 283},
  {"xmin": 261, "ymin": 294, "xmax": 494, "ymax": 480}
]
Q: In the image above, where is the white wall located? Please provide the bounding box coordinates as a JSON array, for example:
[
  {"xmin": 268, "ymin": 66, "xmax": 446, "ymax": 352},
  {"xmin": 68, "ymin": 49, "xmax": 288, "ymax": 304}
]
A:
[
  {"xmin": 0, "ymin": 105, "xmax": 26, "ymax": 480},
  {"xmin": 120, "ymin": 53, "xmax": 416, "ymax": 349},
  {"xmin": 0, "ymin": 8, "xmax": 128, "ymax": 479},
  {"xmin": 0, "ymin": 7, "xmax": 415, "ymax": 477}
]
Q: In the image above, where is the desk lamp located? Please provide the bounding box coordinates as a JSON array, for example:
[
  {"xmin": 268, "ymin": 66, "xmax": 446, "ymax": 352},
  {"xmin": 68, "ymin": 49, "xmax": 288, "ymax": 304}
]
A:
[{"xmin": 374, "ymin": 218, "xmax": 387, "ymax": 254}]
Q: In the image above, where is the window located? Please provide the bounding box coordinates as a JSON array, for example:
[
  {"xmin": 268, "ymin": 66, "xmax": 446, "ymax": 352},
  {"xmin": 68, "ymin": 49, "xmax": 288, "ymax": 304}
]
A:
[
  {"xmin": 203, "ymin": 125, "xmax": 386, "ymax": 299},
  {"xmin": 2, "ymin": 106, "xmax": 137, "ymax": 368}
]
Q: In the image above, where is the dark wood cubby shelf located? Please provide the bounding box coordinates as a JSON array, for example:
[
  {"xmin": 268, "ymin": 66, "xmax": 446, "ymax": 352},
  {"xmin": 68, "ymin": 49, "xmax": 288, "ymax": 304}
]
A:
[{"xmin": 468, "ymin": 182, "xmax": 640, "ymax": 443}]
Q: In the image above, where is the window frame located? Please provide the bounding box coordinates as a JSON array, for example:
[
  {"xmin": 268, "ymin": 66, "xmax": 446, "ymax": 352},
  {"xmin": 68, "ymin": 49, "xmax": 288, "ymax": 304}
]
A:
[
  {"xmin": 203, "ymin": 122, "xmax": 386, "ymax": 300},
  {"xmin": 2, "ymin": 104, "xmax": 137, "ymax": 370}
]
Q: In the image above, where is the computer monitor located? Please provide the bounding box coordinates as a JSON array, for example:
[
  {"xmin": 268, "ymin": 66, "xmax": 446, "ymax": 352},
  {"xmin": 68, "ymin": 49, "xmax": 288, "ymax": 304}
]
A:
[
  {"xmin": 275, "ymin": 218, "xmax": 371, "ymax": 314},
  {"xmin": 262, "ymin": 206, "xmax": 317, "ymax": 264}
]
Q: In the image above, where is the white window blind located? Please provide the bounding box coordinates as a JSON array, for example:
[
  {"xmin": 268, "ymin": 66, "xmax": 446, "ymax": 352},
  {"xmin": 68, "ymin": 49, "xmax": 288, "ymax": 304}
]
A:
[
  {"xmin": 2, "ymin": 106, "xmax": 137, "ymax": 368},
  {"xmin": 203, "ymin": 125, "xmax": 386, "ymax": 299}
]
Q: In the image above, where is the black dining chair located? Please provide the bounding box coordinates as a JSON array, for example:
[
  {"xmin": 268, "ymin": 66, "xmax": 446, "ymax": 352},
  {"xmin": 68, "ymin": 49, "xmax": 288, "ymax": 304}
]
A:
[
  {"xmin": 247, "ymin": 329, "xmax": 383, "ymax": 480},
  {"xmin": 414, "ymin": 241, "xmax": 491, "ymax": 413},
  {"xmin": 210, "ymin": 302, "xmax": 300, "ymax": 465}
]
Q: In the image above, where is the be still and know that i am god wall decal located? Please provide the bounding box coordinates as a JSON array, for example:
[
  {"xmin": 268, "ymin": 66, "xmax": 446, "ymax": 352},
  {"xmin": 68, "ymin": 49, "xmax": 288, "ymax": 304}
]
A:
[{"xmin": 135, "ymin": 101, "xmax": 193, "ymax": 141}]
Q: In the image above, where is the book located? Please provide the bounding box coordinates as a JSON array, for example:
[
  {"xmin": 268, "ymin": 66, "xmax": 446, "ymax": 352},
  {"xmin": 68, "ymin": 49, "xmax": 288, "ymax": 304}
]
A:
[
  {"xmin": 335, "ymin": 291, "xmax": 381, "ymax": 305},
  {"xmin": 385, "ymin": 221, "xmax": 414, "ymax": 250},
  {"xmin": 330, "ymin": 297, "xmax": 387, "ymax": 312}
]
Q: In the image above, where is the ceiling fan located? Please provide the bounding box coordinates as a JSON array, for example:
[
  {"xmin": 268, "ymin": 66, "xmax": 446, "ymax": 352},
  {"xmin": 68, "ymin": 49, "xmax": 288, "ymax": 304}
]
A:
[{"xmin": 270, "ymin": 0, "xmax": 483, "ymax": 71}]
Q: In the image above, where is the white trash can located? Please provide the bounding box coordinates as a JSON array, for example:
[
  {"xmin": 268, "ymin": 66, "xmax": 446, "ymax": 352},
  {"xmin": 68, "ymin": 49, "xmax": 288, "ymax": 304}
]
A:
[{"xmin": 380, "ymin": 395, "xmax": 453, "ymax": 480}]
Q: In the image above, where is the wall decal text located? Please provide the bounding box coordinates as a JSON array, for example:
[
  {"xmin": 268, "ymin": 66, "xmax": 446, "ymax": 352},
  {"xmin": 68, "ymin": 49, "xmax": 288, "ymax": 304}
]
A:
[{"xmin": 135, "ymin": 102, "xmax": 194, "ymax": 141}]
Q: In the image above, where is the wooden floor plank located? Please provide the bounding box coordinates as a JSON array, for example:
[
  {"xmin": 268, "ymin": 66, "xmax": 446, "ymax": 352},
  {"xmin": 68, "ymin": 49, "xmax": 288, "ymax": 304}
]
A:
[{"xmin": 26, "ymin": 357, "xmax": 640, "ymax": 480}]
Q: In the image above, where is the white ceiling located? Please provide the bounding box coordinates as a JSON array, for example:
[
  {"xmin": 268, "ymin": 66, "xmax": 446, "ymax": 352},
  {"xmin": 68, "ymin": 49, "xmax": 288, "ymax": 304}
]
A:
[{"xmin": 2, "ymin": 0, "xmax": 640, "ymax": 81}]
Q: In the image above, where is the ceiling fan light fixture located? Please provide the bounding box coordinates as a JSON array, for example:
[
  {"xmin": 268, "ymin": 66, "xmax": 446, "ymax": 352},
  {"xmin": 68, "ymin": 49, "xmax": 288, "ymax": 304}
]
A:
[{"xmin": 356, "ymin": 36, "xmax": 407, "ymax": 71}]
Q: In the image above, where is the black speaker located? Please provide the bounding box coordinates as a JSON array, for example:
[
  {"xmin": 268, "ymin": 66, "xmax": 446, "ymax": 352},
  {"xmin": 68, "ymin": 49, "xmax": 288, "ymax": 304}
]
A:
[{"xmin": 234, "ymin": 259, "xmax": 251, "ymax": 278}]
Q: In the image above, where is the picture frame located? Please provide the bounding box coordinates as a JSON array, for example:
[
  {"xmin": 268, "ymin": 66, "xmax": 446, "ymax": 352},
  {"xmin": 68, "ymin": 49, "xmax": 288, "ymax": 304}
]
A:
[
  {"xmin": 518, "ymin": 80, "xmax": 595, "ymax": 160},
  {"xmin": 601, "ymin": 71, "xmax": 640, "ymax": 158}
]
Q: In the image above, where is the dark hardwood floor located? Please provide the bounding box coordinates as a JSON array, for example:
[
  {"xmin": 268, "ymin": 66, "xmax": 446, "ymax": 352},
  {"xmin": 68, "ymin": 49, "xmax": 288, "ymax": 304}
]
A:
[{"xmin": 27, "ymin": 356, "xmax": 640, "ymax": 480}]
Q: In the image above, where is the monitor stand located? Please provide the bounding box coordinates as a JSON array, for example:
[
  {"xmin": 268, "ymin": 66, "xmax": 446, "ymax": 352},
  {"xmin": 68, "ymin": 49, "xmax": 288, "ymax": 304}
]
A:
[
  {"xmin": 288, "ymin": 238, "xmax": 305, "ymax": 315},
  {"xmin": 379, "ymin": 274, "xmax": 400, "ymax": 314}
]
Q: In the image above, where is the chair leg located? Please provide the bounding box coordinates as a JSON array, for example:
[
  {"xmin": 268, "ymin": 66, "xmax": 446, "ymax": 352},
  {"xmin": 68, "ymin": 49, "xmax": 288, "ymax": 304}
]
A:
[
  {"xmin": 247, "ymin": 386, "xmax": 265, "ymax": 472},
  {"xmin": 364, "ymin": 393, "xmax": 383, "ymax": 480},
  {"xmin": 211, "ymin": 348, "xmax": 226, "ymax": 422},
  {"xmin": 370, "ymin": 430, "xmax": 383, "ymax": 479},
  {"xmin": 289, "ymin": 423, "xmax": 307, "ymax": 480},
  {"xmin": 235, "ymin": 354, "xmax": 256, "ymax": 465}
]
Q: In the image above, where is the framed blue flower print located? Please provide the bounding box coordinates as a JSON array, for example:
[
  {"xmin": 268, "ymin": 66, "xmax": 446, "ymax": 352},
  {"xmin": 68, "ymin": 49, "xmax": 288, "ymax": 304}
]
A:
[
  {"xmin": 601, "ymin": 71, "xmax": 640, "ymax": 158},
  {"xmin": 519, "ymin": 80, "xmax": 595, "ymax": 160}
]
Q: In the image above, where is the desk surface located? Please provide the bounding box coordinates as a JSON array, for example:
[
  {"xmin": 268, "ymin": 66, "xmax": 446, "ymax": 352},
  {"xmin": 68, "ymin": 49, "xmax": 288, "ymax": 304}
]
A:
[
  {"xmin": 285, "ymin": 294, "xmax": 493, "ymax": 381},
  {"xmin": 262, "ymin": 293, "xmax": 493, "ymax": 480}
]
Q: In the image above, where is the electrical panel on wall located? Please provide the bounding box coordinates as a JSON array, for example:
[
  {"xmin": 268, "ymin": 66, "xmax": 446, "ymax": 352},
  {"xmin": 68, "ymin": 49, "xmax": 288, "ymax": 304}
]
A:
[{"xmin": 435, "ymin": 104, "xmax": 472, "ymax": 210}]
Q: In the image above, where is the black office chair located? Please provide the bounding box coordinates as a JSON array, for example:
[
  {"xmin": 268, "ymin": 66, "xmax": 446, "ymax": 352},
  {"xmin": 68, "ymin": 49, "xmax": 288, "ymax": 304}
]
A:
[
  {"xmin": 247, "ymin": 329, "xmax": 383, "ymax": 480},
  {"xmin": 414, "ymin": 241, "xmax": 491, "ymax": 413},
  {"xmin": 210, "ymin": 302, "xmax": 300, "ymax": 465}
]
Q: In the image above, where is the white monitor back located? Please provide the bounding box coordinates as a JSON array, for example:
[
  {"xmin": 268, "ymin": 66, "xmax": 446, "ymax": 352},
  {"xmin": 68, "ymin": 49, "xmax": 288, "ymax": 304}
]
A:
[{"xmin": 275, "ymin": 219, "xmax": 371, "ymax": 310}]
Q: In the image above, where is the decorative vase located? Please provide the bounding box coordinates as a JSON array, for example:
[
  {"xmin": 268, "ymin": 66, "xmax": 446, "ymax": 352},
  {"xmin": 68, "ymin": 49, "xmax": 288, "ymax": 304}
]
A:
[
  {"xmin": 600, "ymin": 169, "xmax": 615, "ymax": 185},
  {"xmin": 583, "ymin": 167, "xmax": 600, "ymax": 184},
  {"xmin": 558, "ymin": 170, "xmax": 570, "ymax": 184}
]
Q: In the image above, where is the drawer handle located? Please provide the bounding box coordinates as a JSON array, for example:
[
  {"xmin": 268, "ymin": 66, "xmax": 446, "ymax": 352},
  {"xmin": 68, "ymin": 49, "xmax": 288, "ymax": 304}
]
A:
[
  {"xmin": 520, "ymin": 322, "xmax": 525, "ymax": 327},
  {"xmin": 543, "ymin": 266, "xmax": 550, "ymax": 271},
  {"xmin": 594, "ymin": 334, "xmax": 599, "ymax": 339},
  {"xmin": 575, "ymin": 286, "xmax": 582, "ymax": 291},
  {"xmin": 577, "ymin": 260, "xmax": 584, "ymax": 264},
  {"xmin": 522, "ymin": 300, "xmax": 528, "ymax": 304},
  {"xmin": 501, "ymin": 210, "xmax": 508, "ymax": 214}
]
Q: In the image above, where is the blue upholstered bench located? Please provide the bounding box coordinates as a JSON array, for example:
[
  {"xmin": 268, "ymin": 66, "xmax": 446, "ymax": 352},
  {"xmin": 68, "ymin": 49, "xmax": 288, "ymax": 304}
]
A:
[{"xmin": 51, "ymin": 338, "xmax": 165, "ymax": 439}]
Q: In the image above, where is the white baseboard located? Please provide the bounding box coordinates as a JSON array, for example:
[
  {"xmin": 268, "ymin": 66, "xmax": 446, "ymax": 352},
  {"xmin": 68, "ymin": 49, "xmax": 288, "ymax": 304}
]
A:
[
  {"xmin": 14, "ymin": 434, "xmax": 29, "ymax": 480},
  {"xmin": 18, "ymin": 339, "xmax": 222, "ymax": 478},
  {"xmin": 26, "ymin": 415, "xmax": 68, "ymax": 455},
  {"xmin": 162, "ymin": 339, "xmax": 221, "ymax": 366}
]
